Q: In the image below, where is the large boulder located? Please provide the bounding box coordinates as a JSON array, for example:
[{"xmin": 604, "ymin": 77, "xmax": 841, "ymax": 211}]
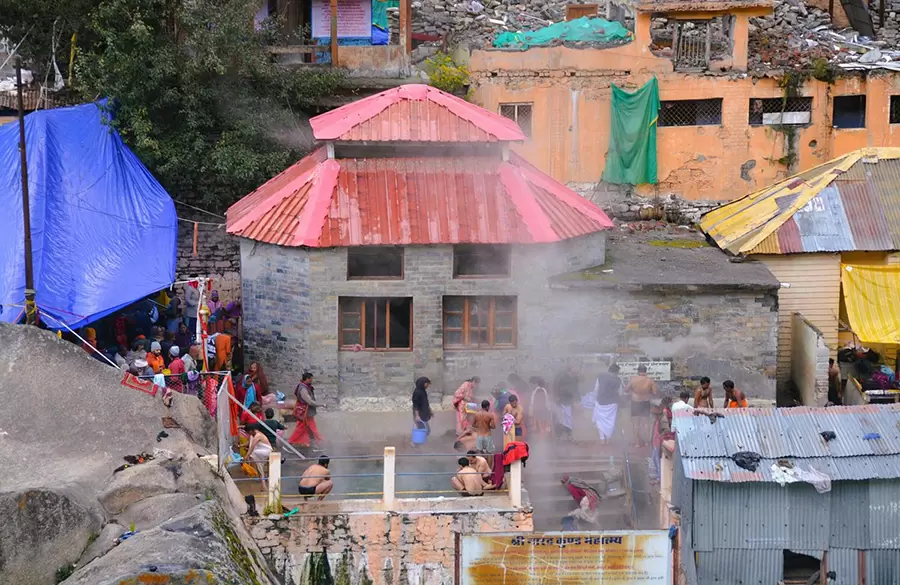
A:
[{"xmin": 0, "ymin": 324, "xmax": 273, "ymax": 585}]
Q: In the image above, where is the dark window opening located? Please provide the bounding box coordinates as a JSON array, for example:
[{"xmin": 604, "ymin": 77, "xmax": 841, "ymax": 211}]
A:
[
  {"xmin": 658, "ymin": 99, "xmax": 722, "ymax": 127},
  {"xmin": 453, "ymin": 245, "xmax": 511, "ymax": 278},
  {"xmin": 749, "ymin": 97, "xmax": 813, "ymax": 126},
  {"xmin": 499, "ymin": 103, "xmax": 533, "ymax": 138},
  {"xmin": 347, "ymin": 247, "xmax": 404, "ymax": 279},
  {"xmin": 782, "ymin": 550, "xmax": 821, "ymax": 585},
  {"xmin": 832, "ymin": 95, "xmax": 866, "ymax": 129},
  {"xmin": 891, "ymin": 96, "xmax": 900, "ymax": 124},
  {"xmin": 339, "ymin": 297, "xmax": 412, "ymax": 350},
  {"xmin": 443, "ymin": 296, "xmax": 516, "ymax": 349}
]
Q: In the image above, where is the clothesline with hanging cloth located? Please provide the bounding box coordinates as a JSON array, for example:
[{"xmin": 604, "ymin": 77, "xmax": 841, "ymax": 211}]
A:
[
  {"xmin": 602, "ymin": 77, "xmax": 659, "ymax": 186},
  {"xmin": 841, "ymin": 264, "xmax": 900, "ymax": 344}
]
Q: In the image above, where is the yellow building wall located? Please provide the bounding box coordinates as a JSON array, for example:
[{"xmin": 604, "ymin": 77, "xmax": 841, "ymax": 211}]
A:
[
  {"xmin": 756, "ymin": 254, "xmax": 841, "ymax": 385},
  {"xmin": 469, "ymin": 38, "xmax": 900, "ymax": 201}
]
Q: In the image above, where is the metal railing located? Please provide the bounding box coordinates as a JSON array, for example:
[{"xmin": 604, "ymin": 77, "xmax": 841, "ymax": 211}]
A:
[
  {"xmin": 235, "ymin": 447, "xmax": 524, "ymax": 513},
  {"xmin": 672, "ymin": 20, "xmax": 710, "ymax": 72}
]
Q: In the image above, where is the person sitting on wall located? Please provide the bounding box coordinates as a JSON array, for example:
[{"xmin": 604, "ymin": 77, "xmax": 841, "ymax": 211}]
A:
[
  {"xmin": 450, "ymin": 456, "xmax": 495, "ymax": 497},
  {"xmin": 298, "ymin": 456, "xmax": 333, "ymax": 500},
  {"xmin": 465, "ymin": 450, "xmax": 493, "ymax": 482}
]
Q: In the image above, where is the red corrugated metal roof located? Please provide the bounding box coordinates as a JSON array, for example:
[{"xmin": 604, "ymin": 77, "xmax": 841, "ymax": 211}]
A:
[
  {"xmin": 226, "ymin": 152, "xmax": 613, "ymax": 247},
  {"xmin": 309, "ymin": 84, "xmax": 526, "ymax": 143}
]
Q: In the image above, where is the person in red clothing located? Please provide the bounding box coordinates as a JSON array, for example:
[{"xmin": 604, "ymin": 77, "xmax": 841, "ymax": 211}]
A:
[
  {"xmin": 288, "ymin": 372, "xmax": 326, "ymax": 452},
  {"xmin": 240, "ymin": 402, "xmax": 263, "ymax": 427},
  {"xmin": 168, "ymin": 346, "xmax": 185, "ymax": 392}
]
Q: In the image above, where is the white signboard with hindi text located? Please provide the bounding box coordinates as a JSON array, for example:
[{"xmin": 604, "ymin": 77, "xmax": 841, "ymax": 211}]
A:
[
  {"xmin": 616, "ymin": 361, "xmax": 671, "ymax": 381},
  {"xmin": 311, "ymin": 0, "xmax": 372, "ymax": 39}
]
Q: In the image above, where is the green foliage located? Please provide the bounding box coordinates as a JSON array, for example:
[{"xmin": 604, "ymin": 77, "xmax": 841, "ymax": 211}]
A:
[
  {"xmin": 0, "ymin": 0, "xmax": 342, "ymax": 211},
  {"xmin": 55, "ymin": 564, "xmax": 75, "ymax": 583},
  {"xmin": 425, "ymin": 52, "xmax": 470, "ymax": 96}
]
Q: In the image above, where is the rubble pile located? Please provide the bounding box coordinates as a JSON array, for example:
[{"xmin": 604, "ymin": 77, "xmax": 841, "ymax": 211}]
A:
[
  {"xmin": 748, "ymin": 0, "xmax": 900, "ymax": 73},
  {"xmin": 869, "ymin": 0, "xmax": 900, "ymax": 43},
  {"xmin": 396, "ymin": 0, "xmax": 602, "ymax": 47}
]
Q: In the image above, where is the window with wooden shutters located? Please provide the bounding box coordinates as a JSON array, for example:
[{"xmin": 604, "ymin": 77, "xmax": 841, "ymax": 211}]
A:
[
  {"xmin": 339, "ymin": 297, "xmax": 412, "ymax": 350},
  {"xmin": 443, "ymin": 296, "xmax": 516, "ymax": 349}
]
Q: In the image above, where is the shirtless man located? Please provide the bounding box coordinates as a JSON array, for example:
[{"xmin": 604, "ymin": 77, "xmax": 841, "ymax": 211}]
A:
[
  {"xmin": 450, "ymin": 457, "xmax": 495, "ymax": 496},
  {"xmin": 503, "ymin": 394, "xmax": 525, "ymax": 441},
  {"xmin": 723, "ymin": 380, "xmax": 748, "ymax": 408},
  {"xmin": 472, "ymin": 400, "xmax": 497, "ymax": 453},
  {"xmin": 466, "ymin": 450, "xmax": 493, "ymax": 481},
  {"xmin": 298, "ymin": 456, "xmax": 333, "ymax": 500},
  {"xmin": 454, "ymin": 429, "xmax": 478, "ymax": 452},
  {"xmin": 625, "ymin": 365, "xmax": 657, "ymax": 447},
  {"xmin": 693, "ymin": 377, "xmax": 714, "ymax": 409}
]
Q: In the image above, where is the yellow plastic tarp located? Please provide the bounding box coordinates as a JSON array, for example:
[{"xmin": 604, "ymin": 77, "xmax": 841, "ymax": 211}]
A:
[{"xmin": 841, "ymin": 264, "xmax": 900, "ymax": 344}]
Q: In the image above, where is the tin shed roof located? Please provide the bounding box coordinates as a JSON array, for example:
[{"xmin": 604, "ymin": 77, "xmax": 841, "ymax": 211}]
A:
[
  {"xmin": 673, "ymin": 405, "xmax": 900, "ymax": 482},
  {"xmin": 226, "ymin": 148, "xmax": 613, "ymax": 247},
  {"xmin": 309, "ymin": 84, "xmax": 526, "ymax": 143},
  {"xmin": 700, "ymin": 148, "xmax": 900, "ymax": 255}
]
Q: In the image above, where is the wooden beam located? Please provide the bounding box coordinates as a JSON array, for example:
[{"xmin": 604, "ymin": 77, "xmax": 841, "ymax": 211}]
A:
[
  {"xmin": 399, "ymin": 0, "xmax": 411, "ymax": 53},
  {"xmin": 330, "ymin": 0, "xmax": 338, "ymax": 67}
]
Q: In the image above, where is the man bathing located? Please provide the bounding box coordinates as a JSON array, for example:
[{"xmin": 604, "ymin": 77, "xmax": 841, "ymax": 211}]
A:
[
  {"xmin": 472, "ymin": 400, "xmax": 496, "ymax": 453},
  {"xmin": 451, "ymin": 457, "xmax": 495, "ymax": 496},
  {"xmin": 298, "ymin": 456, "xmax": 334, "ymax": 500}
]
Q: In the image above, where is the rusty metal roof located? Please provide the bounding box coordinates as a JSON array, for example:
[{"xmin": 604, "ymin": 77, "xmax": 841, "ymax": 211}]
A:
[
  {"xmin": 700, "ymin": 148, "xmax": 900, "ymax": 255},
  {"xmin": 226, "ymin": 150, "xmax": 613, "ymax": 247},
  {"xmin": 309, "ymin": 84, "xmax": 525, "ymax": 143},
  {"xmin": 673, "ymin": 404, "xmax": 900, "ymax": 482}
]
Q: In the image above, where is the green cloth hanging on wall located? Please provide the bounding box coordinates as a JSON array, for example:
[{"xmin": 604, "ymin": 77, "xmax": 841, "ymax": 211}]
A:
[{"xmin": 602, "ymin": 77, "xmax": 659, "ymax": 185}]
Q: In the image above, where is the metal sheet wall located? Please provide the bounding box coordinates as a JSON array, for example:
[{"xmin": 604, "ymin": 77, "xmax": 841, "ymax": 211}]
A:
[
  {"xmin": 789, "ymin": 484, "xmax": 831, "ymax": 550},
  {"xmin": 696, "ymin": 549, "xmax": 782, "ymax": 585},
  {"xmin": 868, "ymin": 480, "xmax": 900, "ymax": 549},
  {"xmin": 830, "ymin": 481, "xmax": 870, "ymax": 548},
  {"xmin": 828, "ymin": 548, "xmax": 860, "ymax": 585},
  {"xmin": 866, "ymin": 550, "xmax": 900, "ymax": 585},
  {"xmin": 692, "ymin": 480, "xmax": 714, "ymax": 552},
  {"xmin": 713, "ymin": 483, "xmax": 789, "ymax": 549}
]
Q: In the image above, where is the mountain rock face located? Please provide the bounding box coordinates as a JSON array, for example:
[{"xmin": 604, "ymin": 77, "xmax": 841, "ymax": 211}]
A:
[{"xmin": 0, "ymin": 323, "xmax": 274, "ymax": 585}]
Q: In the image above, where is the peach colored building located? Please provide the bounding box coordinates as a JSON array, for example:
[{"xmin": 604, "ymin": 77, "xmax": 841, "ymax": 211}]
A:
[{"xmin": 468, "ymin": 0, "xmax": 900, "ymax": 212}]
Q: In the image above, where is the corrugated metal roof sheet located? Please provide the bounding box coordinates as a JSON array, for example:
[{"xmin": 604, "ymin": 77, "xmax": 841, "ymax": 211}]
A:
[
  {"xmin": 830, "ymin": 482, "xmax": 869, "ymax": 548},
  {"xmin": 869, "ymin": 480, "xmax": 900, "ymax": 549},
  {"xmin": 226, "ymin": 151, "xmax": 613, "ymax": 247},
  {"xmin": 700, "ymin": 148, "xmax": 900, "ymax": 255},
  {"xmin": 309, "ymin": 84, "xmax": 525, "ymax": 143},
  {"xmin": 829, "ymin": 548, "xmax": 862, "ymax": 583},
  {"xmin": 696, "ymin": 549, "xmax": 782, "ymax": 584},
  {"xmin": 673, "ymin": 405, "xmax": 900, "ymax": 482},
  {"xmin": 866, "ymin": 550, "xmax": 900, "ymax": 583}
]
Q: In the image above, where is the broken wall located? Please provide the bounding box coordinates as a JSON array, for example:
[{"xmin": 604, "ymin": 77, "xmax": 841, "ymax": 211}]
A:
[
  {"xmin": 468, "ymin": 51, "xmax": 900, "ymax": 216},
  {"xmin": 245, "ymin": 505, "xmax": 532, "ymax": 585}
]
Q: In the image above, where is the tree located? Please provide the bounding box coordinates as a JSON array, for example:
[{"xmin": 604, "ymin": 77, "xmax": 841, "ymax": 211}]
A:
[{"xmin": 0, "ymin": 0, "xmax": 342, "ymax": 211}]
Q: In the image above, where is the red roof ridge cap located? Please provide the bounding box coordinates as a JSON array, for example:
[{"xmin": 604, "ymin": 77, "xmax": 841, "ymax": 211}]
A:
[
  {"xmin": 294, "ymin": 159, "xmax": 341, "ymax": 247},
  {"xmin": 498, "ymin": 164, "xmax": 557, "ymax": 243},
  {"xmin": 508, "ymin": 154, "xmax": 614, "ymax": 229}
]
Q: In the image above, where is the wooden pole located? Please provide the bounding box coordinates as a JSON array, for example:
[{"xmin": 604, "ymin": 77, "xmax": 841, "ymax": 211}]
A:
[
  {"xmin": 880, "ymin": 0, "xmax": 886, "ymax": 29},
  {"xmin": 15, "ymin": 57, "xmax": 36, "ymax": 325},
  {"xmin": 399, "ymin": 0, "xmax": 411, "ymax": 54},
  {"xmin": 330, "ymin": 0, "xmax": 338, "ymax": 67}
]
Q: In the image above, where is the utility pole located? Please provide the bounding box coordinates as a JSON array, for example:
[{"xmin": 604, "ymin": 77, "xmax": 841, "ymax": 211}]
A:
[{"xmin": 15, "ymin": 56, "xmax": 36, "ymax": 325}]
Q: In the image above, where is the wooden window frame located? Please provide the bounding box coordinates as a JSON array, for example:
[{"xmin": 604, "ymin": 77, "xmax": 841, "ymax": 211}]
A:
[
  {"xmin": 338, "ymin": 297, "xmax": 413, "ymax": 351},
  {"xmin": 346, "ymin": 247, "xmax": 405, "ymax": 280},
  {"xmin": 832, "ymin": 95, "xmax": 867, "ymax": 129},
  {"xmin": 443, "ymin": 296, "xmax": 517, "ymax": 349},
  {"xmin": 452, "ymin": 245, "xmax": 512, "ymax": 279}
]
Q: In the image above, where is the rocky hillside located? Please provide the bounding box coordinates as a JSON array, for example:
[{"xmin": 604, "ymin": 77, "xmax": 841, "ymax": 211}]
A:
[{"xmin": 0, "ymin": 323, "xmax": 275, "ymax": 585}]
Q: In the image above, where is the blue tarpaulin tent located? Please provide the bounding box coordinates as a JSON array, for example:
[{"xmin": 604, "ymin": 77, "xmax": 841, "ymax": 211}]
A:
[{"xmin": 0, "ymin": 101, "xmax": 177, "ymax": 329}]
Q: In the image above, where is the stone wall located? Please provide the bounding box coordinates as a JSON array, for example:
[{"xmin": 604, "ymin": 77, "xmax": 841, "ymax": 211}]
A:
[
  {"xmin": 177, "ymin": 221, "xmax": 241, "ymax": 306},
  {"xmin": 245, "ymin": 500, "xmax": 532, "ymax": 585},
  {"xmin": 239, "ymin": 232, "xmax": 779, "ymax": 405},
  {"xmin": 569, "ymin": 182, "xmax": 722, "ymax": 224}
]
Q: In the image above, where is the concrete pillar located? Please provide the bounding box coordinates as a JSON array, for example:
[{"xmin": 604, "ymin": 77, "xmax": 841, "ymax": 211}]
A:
[
  {"xmin": 267, "ymin": 451, "xmax": 281, "ymax": 512},
  {"xmin": 510, "ymin": 459, "xmax": 523, "ymax": 508},
  {"xmin": 383, "ymin": 446, "xmax": 396, "ymax": 510}
]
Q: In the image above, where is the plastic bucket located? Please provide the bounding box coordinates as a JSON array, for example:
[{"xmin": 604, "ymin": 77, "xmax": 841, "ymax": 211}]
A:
[{"xmin": 411, "ymin": 425, "xmax": 428, "ymax": 445}]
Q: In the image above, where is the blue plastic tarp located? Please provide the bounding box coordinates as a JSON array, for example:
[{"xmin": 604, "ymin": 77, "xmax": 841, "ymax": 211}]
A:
[{"xmin": 0, "ymin": 101, "xmax": 177, "ymax": 329}]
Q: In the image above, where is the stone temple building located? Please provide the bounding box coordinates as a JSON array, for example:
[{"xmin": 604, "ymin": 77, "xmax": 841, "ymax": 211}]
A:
[{"xmin": 227, "ymin": 84, "xmax": 780, "ymax": 409}]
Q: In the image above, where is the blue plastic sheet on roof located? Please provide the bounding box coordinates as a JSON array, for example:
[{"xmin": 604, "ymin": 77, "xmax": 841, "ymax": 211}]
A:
[{"xmin": 0, "ymin": 100, "xmax": 177, "ymax": 330}]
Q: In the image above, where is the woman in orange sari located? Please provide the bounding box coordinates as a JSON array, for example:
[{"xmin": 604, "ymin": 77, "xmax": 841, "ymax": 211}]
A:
[{"xmin": 452, "ymin": 376, "xmax": 480, "ymax": 435}]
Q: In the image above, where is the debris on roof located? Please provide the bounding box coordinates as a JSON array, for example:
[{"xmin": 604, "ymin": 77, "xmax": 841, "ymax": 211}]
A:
[{"xmin": 492, "ymin": 16, "xmax": 633, "ymax": 50}]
